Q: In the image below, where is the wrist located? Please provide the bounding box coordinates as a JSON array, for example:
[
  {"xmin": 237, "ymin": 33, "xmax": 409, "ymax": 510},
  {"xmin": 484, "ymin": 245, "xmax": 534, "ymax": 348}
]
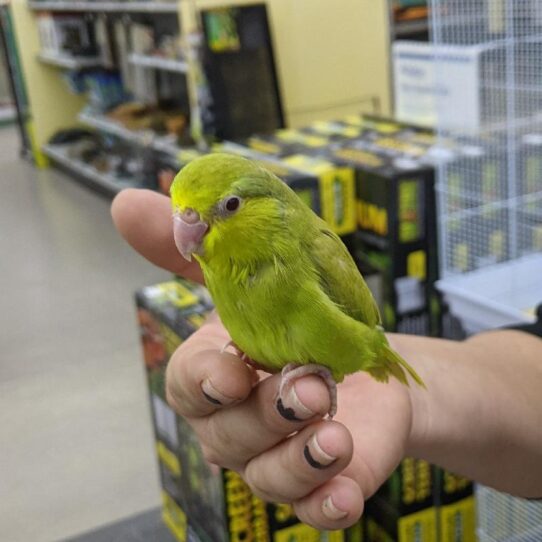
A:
[{"xmin": 385, "ymin": 333, "xmax": 431, "ymax": 457}]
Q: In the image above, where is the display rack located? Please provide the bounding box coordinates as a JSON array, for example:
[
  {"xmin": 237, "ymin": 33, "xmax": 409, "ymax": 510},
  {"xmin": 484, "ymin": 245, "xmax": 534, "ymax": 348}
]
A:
[
  {"xmin": 78, "ymin": 111, "xmax": 182, "ymax": 159},
  {"xmin": 128, "ymin": 53, "xmax": 187, "ymax": 73},
  {"xmin": 15, "ymin": 0, "xmax": 394, "ymax": 194},
  {"xmin": 28, "ymin": 1, "xmax": 179, "ymax": 13},
  {"xmin": 43, "ymin": 143, "xmax": 134, "ymax": 195},
  {"xmin": 38, "ymin": 52, "xmax": 103, "ymax": 70},
  {"xmin": 78, "ymin": 111, "xmax": 153, "ymax": 145}
]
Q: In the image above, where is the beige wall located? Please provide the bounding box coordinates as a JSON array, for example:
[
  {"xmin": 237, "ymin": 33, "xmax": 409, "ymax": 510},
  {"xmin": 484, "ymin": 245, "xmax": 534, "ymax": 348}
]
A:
[{"xmin": 11, "ymin": 0, "xmax": 87, "ymax": 165}]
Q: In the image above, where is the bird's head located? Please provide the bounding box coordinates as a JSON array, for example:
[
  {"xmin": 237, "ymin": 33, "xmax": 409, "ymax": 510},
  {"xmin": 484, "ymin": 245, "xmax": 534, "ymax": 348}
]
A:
[{"xmin": 170, "ymin": 153, "xmax": 290, "ymax": 264}]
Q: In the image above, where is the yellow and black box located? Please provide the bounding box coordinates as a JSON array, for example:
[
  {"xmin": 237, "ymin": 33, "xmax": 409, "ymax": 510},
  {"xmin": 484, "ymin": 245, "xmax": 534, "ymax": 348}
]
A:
[
  {"xmin": 324, "ymin": 141, "xmax": 440, "ymax": 336},
  {"xmin": 365, "ymin": 458, "xmax": 438, "ymax": 542},
  {"xmin": 244, "ymin": 128, "xmax": 332, "ymax": 158},
  {"xmin": 282, "ymin": 154, "xmax": 357, "ymax": 236},
  {"xmin": 136, "ymin": 279, "xmax": 363, "ymax": 542},
  {"xmin": 433, "ymin": 468, "xmax": 476, "ymax": 542},
  {"xmin": 212, "ymin": 143, "xmax": 357, "ymax": 236}
]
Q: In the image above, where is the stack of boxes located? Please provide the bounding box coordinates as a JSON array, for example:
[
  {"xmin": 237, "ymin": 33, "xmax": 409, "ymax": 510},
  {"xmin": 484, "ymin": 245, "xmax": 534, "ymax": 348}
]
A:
[
  {"xmin": 136, "ymin": 114, "xmax": 482, "ymax": 541},
  {"xmin": 136, "ymin": 279, "xmax": 363, "ymax": 542},
  {"xmin": 221, "ymin": 115, "xmax": 442, "ymax": 336}
]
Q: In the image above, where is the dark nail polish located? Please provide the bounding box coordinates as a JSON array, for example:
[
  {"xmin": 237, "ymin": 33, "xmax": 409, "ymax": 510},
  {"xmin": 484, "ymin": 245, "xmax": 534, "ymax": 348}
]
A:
[
  {"xmin": 202, "ymin": 390, "xmax": 222, "ymax": 405},
  {"xmin": 304, "ymin": 445, "xmax": 327, "ymax": 469},
  {"xmin": 276, "ymin": 397, "xmax": 302, "ymax": 421}
]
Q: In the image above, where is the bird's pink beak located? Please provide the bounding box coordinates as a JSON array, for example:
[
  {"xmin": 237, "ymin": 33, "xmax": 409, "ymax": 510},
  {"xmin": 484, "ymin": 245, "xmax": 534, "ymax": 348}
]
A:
[{"xmin": 173, "ymin": 209, "xmax": 208, "ymax": 262}]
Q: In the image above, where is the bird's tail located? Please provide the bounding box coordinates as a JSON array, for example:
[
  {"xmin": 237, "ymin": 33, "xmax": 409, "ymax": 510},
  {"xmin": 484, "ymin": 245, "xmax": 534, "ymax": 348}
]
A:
[{"xmin": 367, "ymin": 344, "xmax": 426, "ymax": 388}]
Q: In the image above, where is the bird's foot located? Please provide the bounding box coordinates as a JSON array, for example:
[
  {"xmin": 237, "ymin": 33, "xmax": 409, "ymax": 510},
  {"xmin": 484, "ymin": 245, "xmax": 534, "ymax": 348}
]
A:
[{"xmin": 278, "ymin": 364, "xmax": 337, "ymax": 420}]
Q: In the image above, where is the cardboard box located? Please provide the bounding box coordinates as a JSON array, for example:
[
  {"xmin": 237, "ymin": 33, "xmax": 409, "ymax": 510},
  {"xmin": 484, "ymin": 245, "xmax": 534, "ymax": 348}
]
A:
[
  {"xmin": 215, "ymin": 143, "xmax": 357, "ymax": 236},
  {"xmin": 433, "ymin": 468, "xmax": 476, "ymax": 542},
  {"xmin": 244, "ymin": 128, "xmax": 332, "ymax": 158},
  {"xmin": 325, "ymin": 143, "xmax": 440, "ymax": 335},
  {"xmin": 365, "ymin": 458, "xmax": 438, "ymax": 542},
  {"xmin": 282, "ymin": 154, "xmax": 357, "ymax": 236},
  {"xmin": 136, "ymin": 279, "xmax": 362, "ymax": 542}
]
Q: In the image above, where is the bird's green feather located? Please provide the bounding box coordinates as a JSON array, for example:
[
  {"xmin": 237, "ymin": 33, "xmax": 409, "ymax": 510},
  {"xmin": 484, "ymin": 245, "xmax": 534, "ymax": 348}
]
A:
[{"xmin": 171, "ymin": 153, "xmax": 424, "ymax": 387}]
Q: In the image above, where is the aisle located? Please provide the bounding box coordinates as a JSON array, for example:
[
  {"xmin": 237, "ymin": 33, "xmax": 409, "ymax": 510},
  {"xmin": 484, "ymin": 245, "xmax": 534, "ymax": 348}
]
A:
[{"xmin": 0, "ymin": 127, "xmax": 170, "ymax": 542}]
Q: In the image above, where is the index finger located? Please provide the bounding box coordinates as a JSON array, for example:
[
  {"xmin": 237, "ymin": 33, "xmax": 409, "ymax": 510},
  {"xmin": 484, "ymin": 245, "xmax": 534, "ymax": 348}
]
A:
[{"xmin": 111, "ymin": 188, "xmax": 204, "ymax": 284}]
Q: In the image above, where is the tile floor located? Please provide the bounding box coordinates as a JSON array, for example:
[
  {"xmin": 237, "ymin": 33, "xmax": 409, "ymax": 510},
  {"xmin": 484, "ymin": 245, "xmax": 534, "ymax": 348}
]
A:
[{"xmin": 0, "ymin": 127, "xmax": 170, "ymax": 541}]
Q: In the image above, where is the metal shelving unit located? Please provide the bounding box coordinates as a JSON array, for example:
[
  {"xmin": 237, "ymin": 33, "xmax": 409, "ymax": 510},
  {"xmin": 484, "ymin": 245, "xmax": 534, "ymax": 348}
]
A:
[
  {"xmin": 394, "ymin": 18, "xmax": 429, "ymax": 38},
  {"xmin": 43, "ymin": 144, "xmax": 135, "ymax": 195},
  {"xmin": 38, "ymin": 51, "xmax": 103, "ymax": 70},
  {"xmin": 78, "ymin": 111, "xmax": 182, "ymax": 160},
  {"xmin": 78, "ymin": 111, "xmax": 152, "ymax": 145},
  {"xmin": 128, "ymin": 53, "xmax": 187, "ymax": 73},
  {"xmin": 28, "ymin": 1, "xmax": 179, "ymax": 13}
]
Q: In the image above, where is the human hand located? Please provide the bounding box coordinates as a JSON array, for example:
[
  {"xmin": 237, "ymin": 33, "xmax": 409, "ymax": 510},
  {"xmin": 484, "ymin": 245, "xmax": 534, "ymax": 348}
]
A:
[{"xmin": 112, "ymin": 189, "xmax": 416, "ymax": 530}]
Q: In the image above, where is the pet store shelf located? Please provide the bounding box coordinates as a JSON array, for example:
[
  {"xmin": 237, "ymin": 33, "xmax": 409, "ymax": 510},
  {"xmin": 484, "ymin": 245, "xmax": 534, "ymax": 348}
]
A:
[
  {"xmin": 78, "ymin": 111, "xmax": 152, "ymax": 145},
  {"xmin": 43, "ymin": 144, "xmax": 134, "ymax": 195},
  {"xmin": 394, "ymin": 18, "xmax": 429, "ymax": 37},
  {"xmin": 128, "ymin": 53, "xmax": 187, "ymax": 73},
  {"xmin": 38, "ymin": 52, "xmax": 103, "ymax": 70},
  {"xmin": 78, "ymin": 111, "xmax": 182, "ymax": 159},
  {"xmin": 28, "ymin": 1, "xmax": 179, "ymax": 13}
]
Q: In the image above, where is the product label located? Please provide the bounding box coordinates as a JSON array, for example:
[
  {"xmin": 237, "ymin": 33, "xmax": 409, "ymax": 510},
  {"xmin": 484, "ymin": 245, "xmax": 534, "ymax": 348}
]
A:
[
  {"xmin": 402, "ymin": 458, "xmax": 432, "ymax": 506},
  {"xmin": 224, "ymin": 470, "xmax": 254, "ymax": 542},
  {"xmin": 205, "ymin": 9, "xmax": 241, "ymax": 52},
  {"xmin": 252, "ymin": 496, "xmax": 270, "ymax": 542},
  {"xmin": 439, "ymin": 497, "xmax": 476, "ymax": 542},
  {"xmin": 407, "ymin": 250, "xmax": 427, "ymax": 281},
  {"xmin": 398, "ymin": 179, "xmax": 423, "ymax": 243},
  {"xmin": 319, "ymin": 167, "xmax": 356, "ymax": 235},
  {"xmin": 397, "ymin": 507, "xmax": 438, "ymax": 542},
  {"xmin": 375, "ymin": 137, "xmax": 425, "ymax": 157},
  {"xmin": 162, "ymin": 491, "xmax": 188, "ymax": 542},
  {"xmin": 157, "ymin": 440, "xmax": 182, "ymax": 476},
  {"xmin": 274, "ymin": 523, "xmax": 344, "ymax": 542},
  {"xmin": 357, "ymin": 200, "xmax": 388, "ymax": 237},
  {"xmin": 333, "ymin": 148, "xmax": 384, "ymax": 168},
  {"xmin": 248, "ymin": 137, "xmax": 281, "ymax": 155}
]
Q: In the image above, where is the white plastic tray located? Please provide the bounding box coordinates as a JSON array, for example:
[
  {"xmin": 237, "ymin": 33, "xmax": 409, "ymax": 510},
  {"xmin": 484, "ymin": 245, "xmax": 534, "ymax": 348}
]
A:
[{"xmin": 437, "ymin": 254, "xmax": 542, "ymax": 335}]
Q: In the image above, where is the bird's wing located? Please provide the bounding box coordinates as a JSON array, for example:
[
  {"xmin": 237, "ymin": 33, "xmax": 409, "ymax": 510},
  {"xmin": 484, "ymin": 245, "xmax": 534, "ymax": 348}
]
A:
[{"xmin": 309, "ymin": 226, "xmax": 381, "ymax": 328}]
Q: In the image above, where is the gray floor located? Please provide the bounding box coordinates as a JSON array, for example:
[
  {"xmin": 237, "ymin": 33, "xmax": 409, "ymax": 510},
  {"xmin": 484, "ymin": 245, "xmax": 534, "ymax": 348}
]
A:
[{"xmin": 0, "ymin": 127, "xmax": 170, "ymax": 542}]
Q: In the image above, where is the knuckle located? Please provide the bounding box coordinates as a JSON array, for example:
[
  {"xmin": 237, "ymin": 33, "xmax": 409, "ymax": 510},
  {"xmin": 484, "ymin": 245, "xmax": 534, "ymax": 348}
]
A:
[
  {"xmin": 206, "ymin": 416, "xmax": 235, "ymax": 452},
  {"xmin": 244, "ymin": 460, "xmax": 290, "ymax": 504},
  {"xmin": 200, "ymin": 443, "xmax": 222, "ymax": 467},
  {"xmin": 165, "ymin": 382, "xmax": 184, "ymax": 415}
]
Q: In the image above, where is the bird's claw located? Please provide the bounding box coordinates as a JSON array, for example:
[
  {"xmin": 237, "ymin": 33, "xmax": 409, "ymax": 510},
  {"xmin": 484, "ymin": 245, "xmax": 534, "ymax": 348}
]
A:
[{"xmin": 278, "ymin": 364, "xmax": 337, "ymax": 419}]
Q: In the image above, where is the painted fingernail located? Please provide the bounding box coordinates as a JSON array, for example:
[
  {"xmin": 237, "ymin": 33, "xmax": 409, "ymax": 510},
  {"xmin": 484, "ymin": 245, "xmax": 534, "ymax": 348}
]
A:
[
  {"xmin": 201, "ymin": 379, "xmax": 235, "ymax": 406},
  {"xmin": 276, "ymin": 383, "xmax": 315, "ymax": 421},
  {"xmin": 322, "ymin": 495, "xmax": 348, "ymax": 521},
  {"xmin": 304, "ymin": 433, "xmax": 337, "ymax": 469}
]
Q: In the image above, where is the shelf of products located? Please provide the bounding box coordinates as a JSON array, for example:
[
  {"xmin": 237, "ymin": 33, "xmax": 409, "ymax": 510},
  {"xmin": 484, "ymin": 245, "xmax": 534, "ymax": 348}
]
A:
[
  {"xmin": 394, "ymin": 18, "xmax": 429, "ymax": 37},
  {"xmin": 28, "ymin": 1, "xmax": 179, "ymax": 13},
  {"xmin": 43, "ymin": 143, "xmax": 134, "ymax": 195},
  {"xmin": 38, "ymin": 51, "xmax": 103, "ymax": 70},
  {"xmin": 78, "ymin": 111, "xmax": 152, "ymax": 145},
  {"xmin": 78, "ymin": 110, "xmax": 182, "ymax": 159},
  {"xmin": 128, "ymin": 53, "xmax": 187, "ymax": 73}
]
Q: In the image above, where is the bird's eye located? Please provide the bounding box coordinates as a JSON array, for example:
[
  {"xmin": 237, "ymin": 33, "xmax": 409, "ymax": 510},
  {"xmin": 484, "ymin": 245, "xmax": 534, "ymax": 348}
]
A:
[{"xmin": 224, "ymin": 196, "xmax": 241, "ymax": 213}]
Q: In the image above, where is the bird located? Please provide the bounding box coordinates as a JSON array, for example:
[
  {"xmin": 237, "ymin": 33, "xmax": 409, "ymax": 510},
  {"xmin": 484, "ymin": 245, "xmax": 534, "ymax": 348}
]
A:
[{"xmin": 170, "ymin": 153, "xmax": 424, "ymax": 418}]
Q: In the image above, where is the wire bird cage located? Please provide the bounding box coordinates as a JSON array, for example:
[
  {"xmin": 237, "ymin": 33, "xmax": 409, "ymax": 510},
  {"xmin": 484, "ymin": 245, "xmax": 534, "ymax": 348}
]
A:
[
  {"xmin": 427, "ymin": 2, "xmax": 542, "ymax": 542},
  {"xmin": 430, "ymin": 0, "xmax": 542, "ymax": 334}
]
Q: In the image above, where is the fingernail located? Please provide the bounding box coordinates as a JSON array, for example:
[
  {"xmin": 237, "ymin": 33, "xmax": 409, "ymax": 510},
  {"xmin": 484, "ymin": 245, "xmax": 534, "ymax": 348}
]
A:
[
  {"xmin": 304, "ymin": 433, "xmax": 337, "ymax": 469},
  {"xmin": 201, "ymin": 379, "xmax": 235, "ymax": 406},
  {"xmin": 276, "ymin": 382, "xmax": 315, "ymax": 421},
  {"xmin": 322, "ymin": 495, "xmax": 348, "ymax": 521}
]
